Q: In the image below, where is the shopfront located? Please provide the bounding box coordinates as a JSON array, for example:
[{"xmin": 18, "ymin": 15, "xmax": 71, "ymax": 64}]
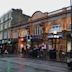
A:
[
  {"xmin": 47, "ymin": 33, "xmax": 65, "ymax": 51},
  {"xmin": 48, "ymin": 24, "xmax": 67, "ymax": 50},
  {"xmin": 47, "ymin": 24, "xmax": 67, "ymax": 61}
]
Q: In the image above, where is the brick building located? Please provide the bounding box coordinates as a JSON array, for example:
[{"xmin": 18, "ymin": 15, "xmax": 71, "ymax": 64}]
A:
[{"xmin": 28, "ymin": 6, "xmax": 71, "ymax": 53}]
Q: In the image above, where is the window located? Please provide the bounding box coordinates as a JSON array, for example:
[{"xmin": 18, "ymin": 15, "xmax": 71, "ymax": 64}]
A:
[
  {"xmin": 33, "ymin": 25, "xmax": 43, "ymax": 35},
  {"xmin": 3, "ymin": 31, "xmax": 8, "ymax": 39},
  {"xmin": 1, "ymin": 17, "xmax": 3, "ymax": 23},
  {"xmin": 0, "ymin": 24, "xmax": 3, "ymax": 31},
  {"xmin": 0, "ymin": 32, "xmax": 3, "ymax": 40},
  {"xmin": 8, "ymin": 21, "xmax": 11, "ymax": 27},
  {"xmin": 49, "ymin": 24, "xmax": 62, "ymax": 33},
  {"xmin": 9, "ymin": 12, "xmax": 11, "ymax": 19},
  {"xmin": 4, "ymin": 22, "xmax": 8, "ymax": 29},
  {"xmin": 52, "ymin": 24, "xmax": 60, "ymax": 28}
]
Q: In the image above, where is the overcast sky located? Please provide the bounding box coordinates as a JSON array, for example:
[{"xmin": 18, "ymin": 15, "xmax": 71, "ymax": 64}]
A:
[{"xmin": 0, "ymin": 0, "xmax": 70, "ymax": 17}]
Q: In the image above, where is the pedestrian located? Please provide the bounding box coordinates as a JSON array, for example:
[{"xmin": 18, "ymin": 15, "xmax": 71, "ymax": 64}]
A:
[
  {"xmin": 22, "ymin": 47, "xmax": 26, "ymax": 57},
  {"xmin": 33, "ymin": 45, "xmax": 38, "ymax": 58},
  {"xmin": 52, "ymin": 48, "xmax": 56, "ymax": 60},
  {"xmin": 41, "ymin": 43, "xmax": 47, "ymax": 60},
  {"xmin": 4, "ymin": 49, "xmax": 8, "ymax": 54},
  {"xmin": 37, "ymin": 44, "xmax": 42, "ymax": 58},
  {"xmin": 48, "ymin": 47, "xmax": 54, "ymax": 60}
]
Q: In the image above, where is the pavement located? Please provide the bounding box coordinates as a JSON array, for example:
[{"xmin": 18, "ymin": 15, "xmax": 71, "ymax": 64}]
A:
[
  {"xmin": 0, "ymin": 54, "xmax": 18, "ymax": 57},
  {"xmin": 0, "ymin": 56, "xmax": 69, "ymax": 72}
]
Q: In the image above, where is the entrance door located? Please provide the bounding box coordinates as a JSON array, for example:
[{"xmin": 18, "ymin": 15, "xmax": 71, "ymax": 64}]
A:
[{"xmin": 48, "ymin": 38, "xmax": 66, "ymax": 61}]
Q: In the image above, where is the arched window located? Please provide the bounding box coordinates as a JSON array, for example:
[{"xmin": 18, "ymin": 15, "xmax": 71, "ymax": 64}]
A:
[
  {"xmin": 49, "ymin": 24, "xmax": 62, "ymax": 33},
  {"xmin": 33, "ymin": 25, "xmax": 43, "ymax": 35}
]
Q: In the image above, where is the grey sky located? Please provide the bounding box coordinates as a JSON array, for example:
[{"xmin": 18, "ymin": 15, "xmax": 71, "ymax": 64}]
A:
[{"xmin": 0, "ymin": 0, "xmax": 70, "ymax": 16}]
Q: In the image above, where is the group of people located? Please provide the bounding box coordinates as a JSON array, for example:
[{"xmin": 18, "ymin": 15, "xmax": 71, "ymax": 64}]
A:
[
  {"xmin": 0, "ymin": 42, "xmax": 67, "ymax": 62},
  {"xmin": 21, "ymin": 43, "xmax": 47, "ymax": 59},
  {"xmin": 0, "ymin": 45, "xmax": 8, "ymax": 54},
  {"xmin": 21, "ymin": 43, "xmax": 67, "ymax": 61},
  {"xmin": 0, "ymin": 43, "xmax": 17, "ymax": 55}
]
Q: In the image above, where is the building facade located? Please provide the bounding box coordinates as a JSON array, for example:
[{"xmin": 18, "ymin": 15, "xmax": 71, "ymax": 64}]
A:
[
  {"xmin": 28, "ymin": 6, "xmax": 71, "ymax": 54},
  {"xmin": 0, "ymin": 6, "xmax": 71, "ymax": 55},
  {"xmin": 28, "ymin": 11, "xmax": 48, "ymax": 45},
  {"xmin": 0, "ymin": 9, "xmax": 30, "ymax": 53}
]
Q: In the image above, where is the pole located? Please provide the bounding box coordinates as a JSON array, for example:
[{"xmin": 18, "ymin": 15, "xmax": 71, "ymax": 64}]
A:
[{"xmin": 70, "ymin": 0, "xmax": 72, "ymax": 50}]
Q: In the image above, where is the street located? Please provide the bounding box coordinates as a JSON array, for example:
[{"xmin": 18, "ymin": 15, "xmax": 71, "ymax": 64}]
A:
[
  {"xmin": 0, "ymin": 56, "xmax": 71, "ymax": 72},
  {"xmin": 0, "ymin": 55, "xmax": 54, "ymax": 72},
  {"xmin": 0, "ymin": 60, "xmax": 49, "ymax": 72}
]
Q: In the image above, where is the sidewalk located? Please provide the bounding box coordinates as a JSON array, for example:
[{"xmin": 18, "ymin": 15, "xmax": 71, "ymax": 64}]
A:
[
  {"xmin": 0, "ymin": 57, "xmax": 68, "ymax": 72},
  {"xmin": 0, "ymin": 54, "xmax": 18, "ymax": 57}
]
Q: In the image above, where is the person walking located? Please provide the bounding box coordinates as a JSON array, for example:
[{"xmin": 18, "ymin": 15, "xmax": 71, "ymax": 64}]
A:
[
  {"xmin": 22, "ymin": 47, "xmax": 26, "ymax": 57},
  {"xmin": 41, "ymin": 43, "xmax": 47, "ymax": 60},
  {"xmin": 52, "ymin": 48, "xmax": 56, "ymax": 60}
]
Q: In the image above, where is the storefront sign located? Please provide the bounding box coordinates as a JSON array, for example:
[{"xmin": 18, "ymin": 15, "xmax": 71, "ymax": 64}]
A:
[{"xmin": 48, "ymin": 34, "xmax": 63, "ymax": 38}]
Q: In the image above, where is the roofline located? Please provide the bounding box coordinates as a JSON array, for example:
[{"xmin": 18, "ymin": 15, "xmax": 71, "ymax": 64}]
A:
[{"xmin": 48, "ymin": 6, "xmax": 70, "ymax": 16}]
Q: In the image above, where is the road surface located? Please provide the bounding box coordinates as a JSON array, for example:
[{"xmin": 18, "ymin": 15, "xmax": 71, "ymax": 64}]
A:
[
  {"xmin": 0, "ymin": 60, "xmax": 50, "ymax": 72},
  {"xmin": 0, "ymin": 56, "xmax": 71, "ymax": 72}
]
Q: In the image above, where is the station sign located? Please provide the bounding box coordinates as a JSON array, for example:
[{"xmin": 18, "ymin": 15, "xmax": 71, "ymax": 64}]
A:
[{"xmin": 48, "ymin": 34, "xmax": 63, "ymax": 38}]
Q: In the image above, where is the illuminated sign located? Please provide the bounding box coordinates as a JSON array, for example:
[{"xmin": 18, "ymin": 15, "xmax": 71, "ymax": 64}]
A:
[{"xmin": 48, "ymin": 34, "xmax": 63, "ymax": 38}]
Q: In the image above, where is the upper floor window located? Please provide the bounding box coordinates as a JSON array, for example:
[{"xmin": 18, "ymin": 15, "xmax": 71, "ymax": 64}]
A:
[
  {"xmin": 49, "ymin": 24, "xmax": 62, "ymax": 33},
  {"xmin": 52, "ymin": 24, "xmax": 60, "ymax": 28},
  {"xmin": 0, "ymin": 24, "xmax": 3, "ymax": 31},
  {"xmin": 8, "ymin": 21, "xmax": 11, "ymax": 27},
  {"xmin": 4, "ymin": 22, "xmax": 8, "ymax": 29},
  {"xmin": 0, "ymin": 17, "xmax": 4, "ymax": 23},
  {"xmin": 5, "ymin": 14, "xmax": 9, "ymax": 21},
  {"xmin": 33, "ymin": 25, "xmax": 43, "ymax": 35},
  {"xmin": 9, "ymin": 12, "xmax": 11, "ymax": 19}
]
